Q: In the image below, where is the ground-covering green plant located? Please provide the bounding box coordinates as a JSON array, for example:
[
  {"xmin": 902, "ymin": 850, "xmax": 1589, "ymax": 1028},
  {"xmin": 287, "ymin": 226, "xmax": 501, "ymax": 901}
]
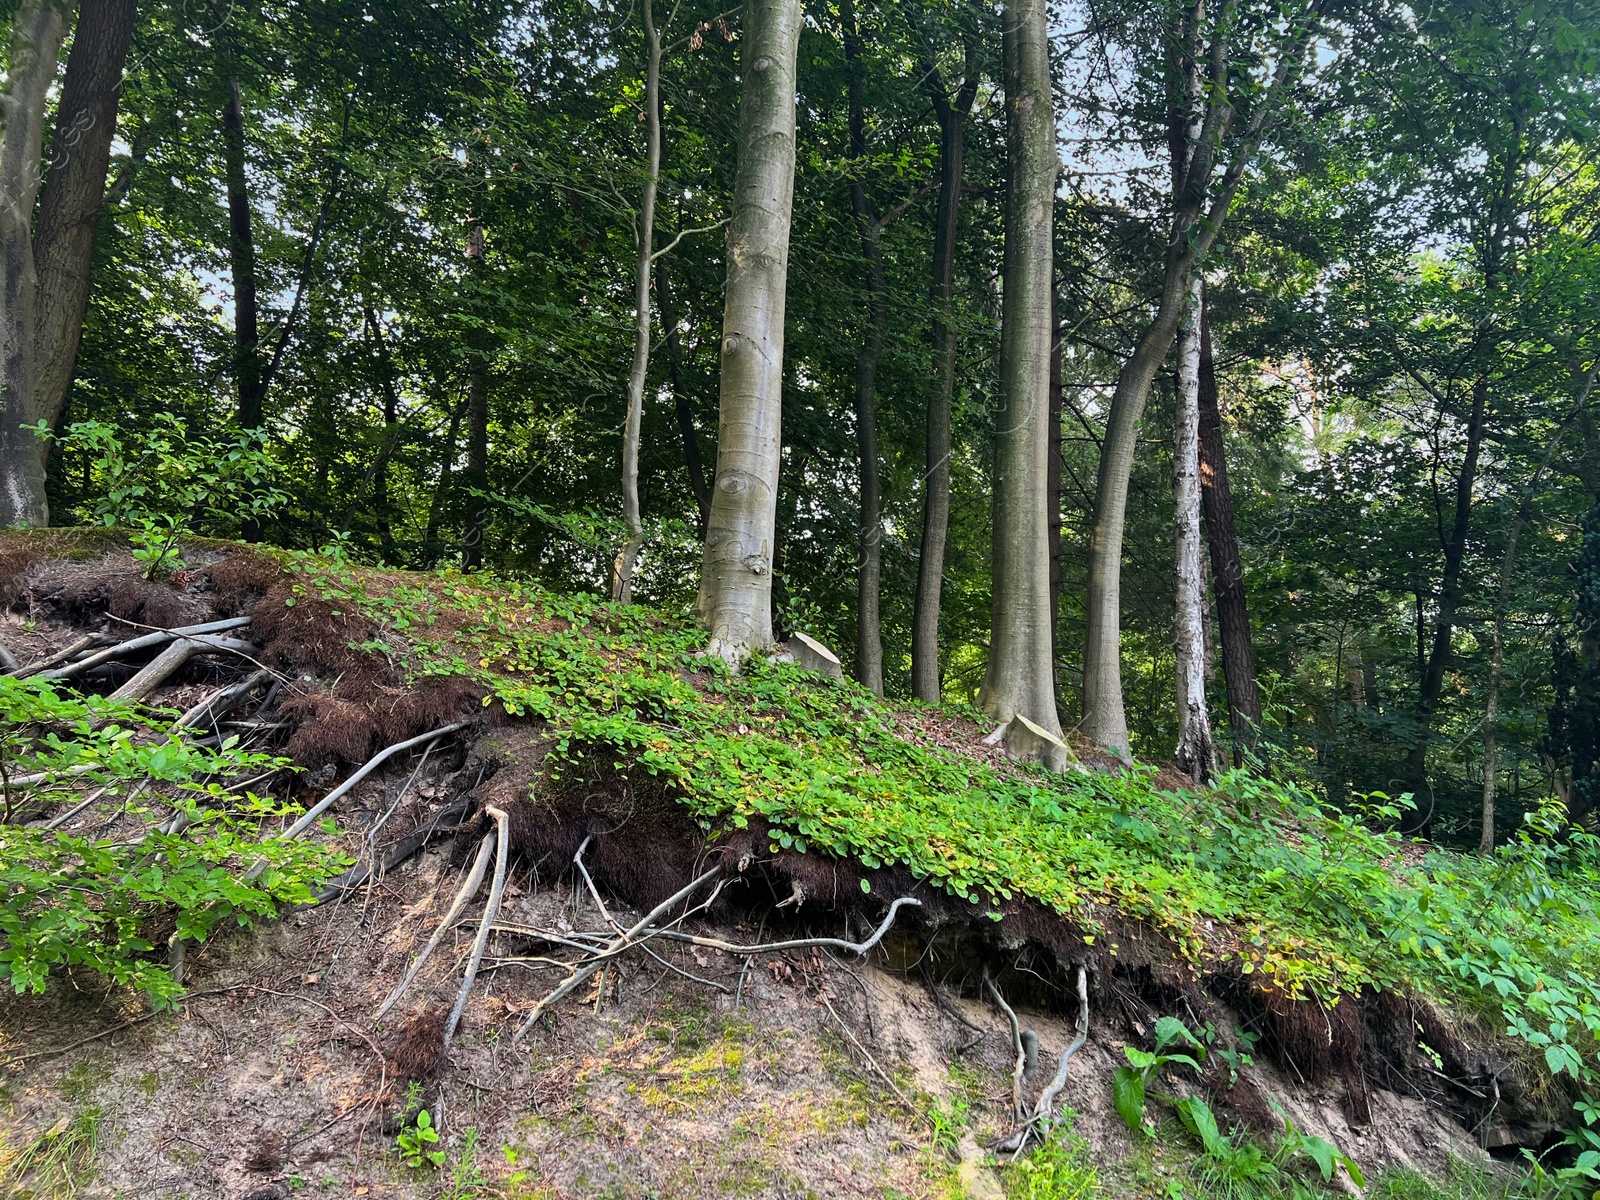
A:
[
  {"xmin": 0, "ymin": 674, "xmax": 339, "ymax": 1007},
  {"xmin": 40, "ymin": 416, "xmax": 285, "ymax": 578},
  {"xmin": 1002, "ymin": 1120, "xmax": 1099, "ymax": 1200},
  {"xmin": 263, "ymin": 555, "xmax": 1600, "ymax": 1109}
]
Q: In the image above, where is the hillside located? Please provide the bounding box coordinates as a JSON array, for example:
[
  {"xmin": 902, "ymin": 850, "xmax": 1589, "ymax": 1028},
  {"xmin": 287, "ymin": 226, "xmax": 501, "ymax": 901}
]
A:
[{"xmin": 2, "ymin": 530, "xmax": 1598, "ymax": 1199}]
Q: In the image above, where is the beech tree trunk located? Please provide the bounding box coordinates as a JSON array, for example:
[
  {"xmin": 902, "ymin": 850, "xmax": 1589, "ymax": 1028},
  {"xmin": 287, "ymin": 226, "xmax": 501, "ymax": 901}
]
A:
[
  {"xmin": 911, "ymin": 29, "xmax": 978, "ymax": 704},
  {"xmin": 1197, "ymin": 303, "xmax": 1262, "ymax": 752},
  {"xmin": 842, "ymin": 0, "xmax": 885, "ymax": 695},
  {"xmin": 1079, "ymin": 0, "xmax": 1324, "ymax": 754},
  {"xmin": 31, "ymin": 0, "xmax": 137, "ymax": 457},
  {"xmin": 980, "ymin": 0, "xmax": 1062, "ymax": 753},
  {"xmin": 1172, "ymin": 275, "xmax": 1216, "ymax": 783},
  {"xmin": 0, "ymin": 0, "xmax": 70, "ymax": 527},
  {"xmin": 1048, "ymin": 281, "xmax": 1063, "ymax": 650},
  {"xmin": 613, "ymin": 0, "xmax": 664, "ymax": 604},
  {"xmin": 695, "ymin": 0, "xmax": 802, "ymax": 664}
]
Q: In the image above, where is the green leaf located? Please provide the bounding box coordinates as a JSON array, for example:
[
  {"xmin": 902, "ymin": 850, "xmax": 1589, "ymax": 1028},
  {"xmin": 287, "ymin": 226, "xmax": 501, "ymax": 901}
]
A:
[{"xmin": 1113, "ymin": 1066, "xmax": 1146, "ymax": 1131}]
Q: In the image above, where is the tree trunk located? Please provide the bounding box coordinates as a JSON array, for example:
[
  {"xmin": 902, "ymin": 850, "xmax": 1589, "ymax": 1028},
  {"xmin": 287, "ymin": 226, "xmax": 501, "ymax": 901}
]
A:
[
  {"xmin": 657, "ymin": 262, "xmax": 712, "ymax": 527},
  {"xmin": 911, "ymin": 29, "xmax": 978, "ymax": 704},
  {"xmin": 0, "ymin": 0, "xmax": 69, "ymax": 528},
  {"xmin": 1048, "ymin": 280, "xmax": 1063, "ymax": 652},
  {"xmin": 31, "ymin": 0, "xmax": 138, "ymax": 464},
  {"xmin": 695, "ymin": 0, "xmax": 802, "ymax": 664},
  {"xmin": 461, "ymin": 224, "xmax": 488, "ymax": 570},
  {"xmin": 1078, "ymin": 0, "xmax": 1325, "ymax": 754},
  {"xmin": 362, "ymin": 305, "xmax": 401, "ymax": 564},
  {"xmin": 220, "ymin": 71, "xmax": 262, "ymax": 432},
  {"xmin": 1172, "ymin": 275, "xmax": 1216, "ymax": 783},
  {"xmin": 980, "ymin": 0, "xmax": 1062, "ymax": 761},
  {"xmin": 1196, "ymin": 301, "xmax": 1261, "ymax": 756},
  {"xmin": 842, "ymin": 0, "xmax": 885, "ymax": 695},
  {"xmin": 424, "ymin": 396, "xmax": 466, "ymax": 565},
  {"xmin": 613, "ymin": 0, "xmax": 663, "ymax": 604},
  {"xmin": 1402, "ymin": 373, "xmax": 1488, "ymax": 827}
]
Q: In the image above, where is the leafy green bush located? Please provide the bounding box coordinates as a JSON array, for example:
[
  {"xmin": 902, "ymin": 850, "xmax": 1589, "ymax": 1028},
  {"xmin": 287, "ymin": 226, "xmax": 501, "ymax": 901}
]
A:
[
  {"xmin": 0, "ymin": 675, "xmax": 340, "ymax": 1007},
  {"xmin": 40, "ymin": 415, "xmax": 285, "ymax": 578}
]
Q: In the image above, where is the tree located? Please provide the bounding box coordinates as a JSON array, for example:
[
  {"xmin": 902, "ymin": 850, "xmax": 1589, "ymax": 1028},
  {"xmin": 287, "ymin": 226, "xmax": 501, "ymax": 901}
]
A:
[
  {"xmin": 979, "ymin": 0, "xmax": 1065, "ymax": 766},
  {"xmin": 910, "ymin": 6, "xmax": 980, "ymax": 704},
  {"xmin": 1079, "ymin": 0, "xmax": 1327, "ymax": 755},
  {"xmin": 0, "ymin": 0, "xmax": 136, "ymax": 528},
  {"xmin": 695, "ymin": 0, "xmax": 802, "ymax": 663}
]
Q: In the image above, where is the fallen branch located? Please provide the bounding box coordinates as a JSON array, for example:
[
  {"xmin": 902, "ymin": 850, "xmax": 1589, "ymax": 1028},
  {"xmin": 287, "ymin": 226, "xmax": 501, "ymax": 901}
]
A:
[
  {"xmin": 175, "ymin": 670, "xmax": 275, "ymax": 731},
  {"xmin": 373, "ymin": 831, "xmax": 497, "ymax": 1021},
  {"xmin": 7, "ymin": 633, "xmax": 102, "ymax": 678},
  {"xmin": 279, "ymin": 722, "xmax": 468, "ymax": 842},
  {"xmin": 39, "ymin": 617, "xmax": 251, "ymax": 681},
  {"xmin": 106, "ymin": 635, "xmax": 260, "ymax": 703},
  {"xmin": 443, "ymin": 805, "xmax": 511, "ymax": 1048}
]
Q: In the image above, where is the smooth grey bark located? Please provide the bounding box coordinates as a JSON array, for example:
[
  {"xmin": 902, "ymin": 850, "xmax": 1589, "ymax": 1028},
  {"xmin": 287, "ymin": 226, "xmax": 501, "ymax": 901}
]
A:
[
  {"xmin": 1080, "ymin": 0, "xmax": 1324, "ymax": 753},
  {"xmin": 31, "ymin": 0, "xmax": 137, "ymax": 459},
  {"xmin": 613, "ymin": 0, "xmax": 664, "ymax": 604},
  {"xmin": 0, "ymin": 0, "xmax": 70, "ymax": 527},
  {"xmin": 1172, "ymin": 274, "xmax": 1216, "ymax": 783},
  {"xmin": 695, "ymin": 0, "xmax": 802, "ymax": 663},
  {"xmin": 980, "ymin": 0, "xmax": 1062, "ymax": 757},
  {"xmin": 842, "ymin": 0, "xmax": 884, "ymax": 695},
  {"xmin": 911, "ymin": 25, "xmax": 979, "ymax": 703}
]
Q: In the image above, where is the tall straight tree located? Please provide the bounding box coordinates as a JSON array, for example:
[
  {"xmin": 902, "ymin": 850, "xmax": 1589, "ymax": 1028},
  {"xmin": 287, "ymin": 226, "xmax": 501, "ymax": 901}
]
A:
[
  {"xmin": 911, "ymin": 16, "xmax": 979, "ymax": 703},
  {"xmin": 1196, "ymin": 304, "xmax": 1262, "ymax": 752},
  {"xmin": 1079, "ymin": 0, "xmax": 1325, "ymax": 755},
  {"xmin": 0, "ymin": 0, "xmax": 137, "ymax": 528},
  {"xmin": 981, "ymin": 0, "xmax": 1065, "ymax": 767},
  {"xmin": 695, "ymin": 0, "xmax": 802, "ymax": 662}
]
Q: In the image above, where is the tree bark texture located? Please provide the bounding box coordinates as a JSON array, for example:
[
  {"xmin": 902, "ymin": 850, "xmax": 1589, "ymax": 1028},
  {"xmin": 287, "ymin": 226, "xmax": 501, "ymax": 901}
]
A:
[
  {"xmin": 1048, "ymin": 280, "xmax": 1063, "ymax": 651},
  {"xmin": 911, "ymin": 29, "xmax": 978, "ymax": 704},
  {"xmin": 1079, "ymin": 0, "xmax": 1324, "ymax": 753},
  {"xmin": 0, "ymin": 0, "xmax": 69, "ymax": 527},
  {"xmin": 221, "ymin": 71, "xmax": 262, "ymax": 433},
  {"xmin": 1172, "ymin": 275, "xmax": 1216, "ymax": 783},
  {"xmin": 1197, "ymin": 302, "xmax": 1262, "ymax": 752},
  {"xmin": 695, "ymin": 0, "xmax": 802, "ymax": 663},
  {"xmin": 613, "ymin": 0, "xmax": 663, "ymax": 603},
  {"xmin": 979, "ymin": 0, "xmax": 1061, "ymax": 749},
  {"xmin": 31, "ymin": 0, "xmax": 137, "ymax": 460},
  {"xmin": 461, "ymin": 223, "xmax": 488, "ymax": 570},
  {"xmin": 842, "ymin": 0, "xmax": 884, "ymax": 695}
]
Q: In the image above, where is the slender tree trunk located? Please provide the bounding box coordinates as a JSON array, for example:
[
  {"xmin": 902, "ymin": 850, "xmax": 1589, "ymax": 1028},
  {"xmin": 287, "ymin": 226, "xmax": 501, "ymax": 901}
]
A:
[
  {"xmin": 613, "ymin": 0, "xmax": 663, "ymax": 603},
  {"xmin": 1197, "ymin": 301, "xmax": 1262, "ymax": 754},
  {"xmin": 657, "ymin": 262, "xmax": 712, "ymax": 527},
  {"xmin": 695, "ymin": 0, "xmax": 802, "ymax": 664},
  {"xmin": 0, "ymin": 0, "xmax": 69, "ymax": 528},
  {"xmin": 1172, "ymin": 275, "xmax": 1216, "ymax": 783},
  {"xmin": 842, "ymin": 0, "xmax": 885, "ymax": 694},
  {"xmin": 1402, "ymin": 373, "xmax": 1488, "ymax": 826},
  {"xmin": 1079, "ymin": 0, "xmax": 1324, "ymax": 753},
  {"xmin": 1048, "ymin": 281, "xmax": 1063, "ymax": 651},
  {"xmin": 220, "ymin": 71, "xmax": 261, "ymax": 432},
  {"xmin": 363, "ymin": 305, "xmax": 401, "ymax": 564},
  {"xmin": 425, "ymin": 396, "xmax": 466, "ymax": 564},
  {"xmin": 980, "ymin": 0, "xmax": 1063, "ymax": 765},
  {"xmin": 31, "ymin": 0, "xmax": 137, "ymax": 456},
  {"xmin": 461, "ymin": 224, "xmax": 488, "ymax": 569},
  {"xmin": 911, "ymin": 32, "xmax": 978, "ymax": 704}
]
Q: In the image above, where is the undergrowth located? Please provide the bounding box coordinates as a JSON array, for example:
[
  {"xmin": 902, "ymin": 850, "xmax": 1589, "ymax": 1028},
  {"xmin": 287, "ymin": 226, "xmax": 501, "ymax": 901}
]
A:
[{"xmin": 274, "ymin": 555, "xmax": 1600, "ymax": 1107}]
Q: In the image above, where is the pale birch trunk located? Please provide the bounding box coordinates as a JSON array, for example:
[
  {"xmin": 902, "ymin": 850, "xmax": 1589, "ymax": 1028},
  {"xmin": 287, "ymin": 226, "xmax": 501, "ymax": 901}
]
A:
[
  {"xmin": 613, "ymin": 0, "xmax": 663, "ymax": 603},
  {"xmin": 695, "ymin": 0, "xmax": 801, "ymax": 662},
  {"xmin": 0, "ymin": 0, "xmax": 69, "ymax": 527},
  {"xmin": 1172, "ymin": 274, "xmax": 1216, "ymax": 783},
  {"xmin": 980, "ymin": 0, "xmax": 1063, "ymax": 763}
]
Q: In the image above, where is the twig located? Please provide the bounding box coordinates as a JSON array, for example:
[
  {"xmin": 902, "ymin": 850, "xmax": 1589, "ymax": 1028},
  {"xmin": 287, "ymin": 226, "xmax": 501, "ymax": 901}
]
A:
[
  {"xmin": 444, "ymin": 806, "xmax": 511, "ymax": 1047},
  {"xmin": 279, "ymin": 722, "xmax": 468, "ymax": 842},
  {"xmin": 373, "ymin": 832, "xmax": 496, "ymax": 1021},
  {"xmin": 314, "ymin": 798, "xmax": 471, "ymax": 904}
]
